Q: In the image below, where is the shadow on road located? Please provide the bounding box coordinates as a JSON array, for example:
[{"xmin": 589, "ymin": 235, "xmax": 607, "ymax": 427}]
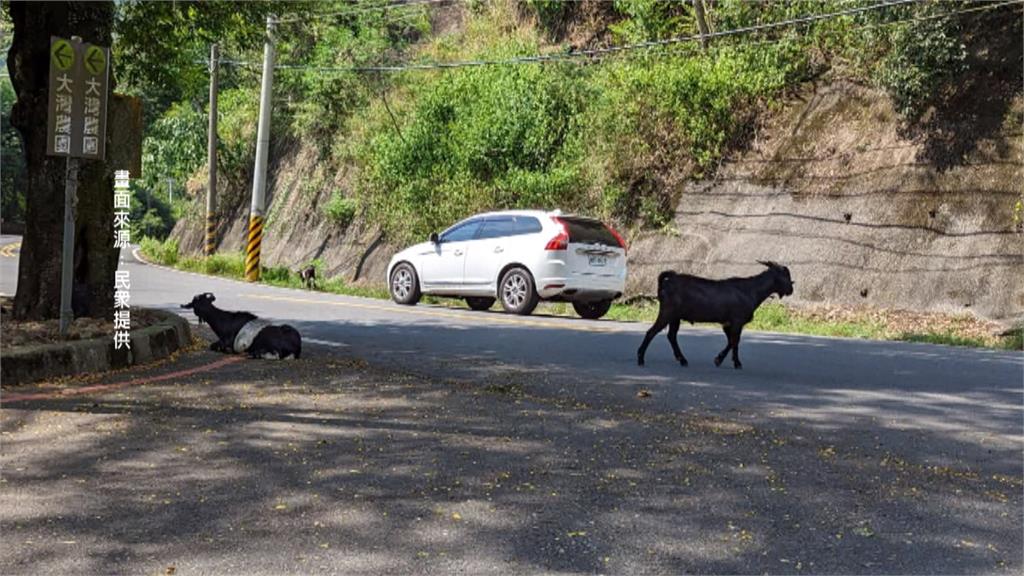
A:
[{"xmin": 2, "ymin": 334, "xmax": 1021, "ymax": 574}]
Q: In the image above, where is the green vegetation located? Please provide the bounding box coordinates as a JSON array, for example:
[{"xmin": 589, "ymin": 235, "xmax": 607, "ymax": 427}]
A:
[
  {"xmin": 875, "ymin": 2, "xmax": 967, "ymax": 121},
  {"xmin": 0, "ymin": 75, "xmax": 25, "ymax": 225},
  {"xmin": 323, "ymin": 193, "xmax": 357, "ymax": 228},
  {"xmin": 99, "ymin": 0, "xmax": 990, "ymax": 246}
]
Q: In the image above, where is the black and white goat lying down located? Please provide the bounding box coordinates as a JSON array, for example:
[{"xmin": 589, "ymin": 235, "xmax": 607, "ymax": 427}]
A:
[
  {"xmin": 182, "ymin": 293, "xmax": 301, "ymax": 359},
  {"xmin": 637, "ymin": 261, "xmax": 794, "ymax": 369}
]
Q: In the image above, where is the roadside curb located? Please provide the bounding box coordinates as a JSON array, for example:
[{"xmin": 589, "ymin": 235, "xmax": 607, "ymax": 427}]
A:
[{"xmin": 0, "ymin": 309, "xmax": 192, "ymax": 387}]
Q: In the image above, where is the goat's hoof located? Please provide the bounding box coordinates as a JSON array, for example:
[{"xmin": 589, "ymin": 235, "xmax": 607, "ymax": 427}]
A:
[
  {"xmin": 713, "ymin": 357, "xmax": 724, "ymax": 367},
  {"xmin": 733, "ymin": 363, "xmax": 743, "ymax": 370},
  {"xmin": 678, "ymin": 358, "xmax": 688, "ymax": 367},
  {"xmin": 637, "ymin": 359, "xmax": 645, "ymax": 367}
]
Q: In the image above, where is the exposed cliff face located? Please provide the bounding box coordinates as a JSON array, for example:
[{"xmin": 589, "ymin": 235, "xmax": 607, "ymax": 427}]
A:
[
  {"xmin": 172, "ymin": 81, "xmax": 1023, "ymax": 321},
  {"xmin": 629, "ymin": 82, "xmax": 1023, "ymax": 321},
  {"xmin": 175, "ymin": 142, "xmax": 396, "ymax": 286}
]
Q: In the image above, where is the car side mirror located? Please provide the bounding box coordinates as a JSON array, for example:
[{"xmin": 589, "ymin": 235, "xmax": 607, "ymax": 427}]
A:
[{"xmin": 429, "ymin": 232, "xmax": 439, "ymax": 244}]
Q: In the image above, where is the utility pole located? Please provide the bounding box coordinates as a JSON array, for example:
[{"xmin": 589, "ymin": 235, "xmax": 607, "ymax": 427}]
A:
[
  {"xmin": 693, "ymin": 0, "xmax": 710, "ymax": 50},
  {"xmin": 246, "ymin": 16, "xmax": 275, "ymax": 282},
  {"xmin": 206, "ymin": 43, "xmax": 218, "ymax": 257}
]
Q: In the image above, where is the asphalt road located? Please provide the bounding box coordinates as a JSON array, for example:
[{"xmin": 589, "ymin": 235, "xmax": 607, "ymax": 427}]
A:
[
  {"xmin": 1, "ymin": 236, "xmax": 1021, "ymax": 466},
  {"xmin": 2, "ymin": 236, "xmax": 1022, "ymax": 574}
]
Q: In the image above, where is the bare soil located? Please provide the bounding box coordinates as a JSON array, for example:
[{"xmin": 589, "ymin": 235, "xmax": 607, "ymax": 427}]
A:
[{"xmin": 0, "ymin": 297, "xmax": 165, "ymax": 351}]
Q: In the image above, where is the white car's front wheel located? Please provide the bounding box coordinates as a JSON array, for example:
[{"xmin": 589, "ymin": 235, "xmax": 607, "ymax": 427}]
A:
[{"xmin": 390, "ymin": 263, "xmax": 421, "ymax": 305}]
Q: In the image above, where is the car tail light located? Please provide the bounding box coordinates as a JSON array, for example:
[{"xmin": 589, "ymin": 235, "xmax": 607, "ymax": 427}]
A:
[
  {"xmin": 545, "ymin": 217, "xmax": 568, "ymax": 251},
  {"xmin": 607, "ymin": 225, "xmax": 627, "ymax": 252}
]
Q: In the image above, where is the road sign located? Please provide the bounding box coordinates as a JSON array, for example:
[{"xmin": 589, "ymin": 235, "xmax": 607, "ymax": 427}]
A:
[
  {"xmin": 46, "ymin": 36, "xmax": 109, "ymax": 160},
  {"xmin": 51, "ymin": 39, "xmax": 74, "ymax": 71},
  {"xmin": 83, "ymin": 45, "xmax": 106, "ymax": 75}
]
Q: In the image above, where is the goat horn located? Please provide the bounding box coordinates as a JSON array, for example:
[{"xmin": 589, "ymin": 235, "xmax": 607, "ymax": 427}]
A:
[{"xmin": 757, "ymin": 260, "xmax": 776, "ymax": 268}]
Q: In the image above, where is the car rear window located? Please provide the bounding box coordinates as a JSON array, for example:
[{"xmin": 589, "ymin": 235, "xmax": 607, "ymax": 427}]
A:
[
  {"xmin": 478, "ymin": 216, "xmax": 542, "ymax": 240},
  {"xmin": 561, "ymin": 217, "xmax": 622, "ymax": 248}
]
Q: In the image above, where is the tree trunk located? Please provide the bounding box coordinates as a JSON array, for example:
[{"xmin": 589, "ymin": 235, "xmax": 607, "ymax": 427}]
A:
[{"xmin": 6, "ymin": 1, "xmax": 117, "ymax": 320}]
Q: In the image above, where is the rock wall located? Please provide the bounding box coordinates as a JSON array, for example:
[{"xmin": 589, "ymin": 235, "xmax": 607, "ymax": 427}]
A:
[{"xmin": 628, "ymin": 82, "xmax": 1023, "ymax": 321}]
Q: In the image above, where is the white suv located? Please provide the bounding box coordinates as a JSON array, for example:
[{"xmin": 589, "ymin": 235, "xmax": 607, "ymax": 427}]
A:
[{"xmin": 387, "ymin": 210, "xmax": 628, "ymax": 318}]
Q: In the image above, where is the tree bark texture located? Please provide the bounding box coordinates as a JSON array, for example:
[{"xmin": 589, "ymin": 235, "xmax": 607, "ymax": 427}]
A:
[
  {"xmin": 693, "ymin": 0, "xmax": 710, "ymax": 49},
  {"xmin": 6, "ymin": 1, "xmax": 117, "ymax": 320}
]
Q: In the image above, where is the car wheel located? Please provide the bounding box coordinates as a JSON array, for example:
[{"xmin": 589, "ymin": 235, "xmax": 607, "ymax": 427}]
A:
[
  {"xmin": 499, "ymin": 268, "xmax": 539, "ymax": 316},
  {"xmin": 466, "ymin": 297, "xmax": 495, "ymax": 311},
  {"xmin": 390, "ymin": 263, "xmax": 421, "ymax": 305},
  {"xmin": 572, "ymin": 299, "xmax": 613, "ymax": 320}
]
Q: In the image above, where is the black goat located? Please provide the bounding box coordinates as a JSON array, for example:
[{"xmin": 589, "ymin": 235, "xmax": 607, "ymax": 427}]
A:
[
  {"xmin": 181, "ymin": 293, "xmax": 302, "ymax": 359},
  {"xmin": 299, "ymin": 265, "xmax": 317, "ymax": 290},
  {"xmin": 637, "ymin": 261, "xmax": 794, "ymax": 369}
]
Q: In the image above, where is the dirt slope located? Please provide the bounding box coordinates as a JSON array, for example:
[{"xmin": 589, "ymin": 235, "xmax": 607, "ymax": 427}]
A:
[
  {"xmin": 175, "ymin": 143, "xmax": 394, "ymax": 285},
  {"xmin": 629, "ymin": 82, "xmax": 1023, "ymax": 321}
]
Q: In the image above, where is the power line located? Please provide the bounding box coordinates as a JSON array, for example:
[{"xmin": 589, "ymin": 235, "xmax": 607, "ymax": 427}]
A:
[
  {"xmin": 272, "ymin": 0, "xmax": 927, "ymax": 73},
  {"xmin": 654, "ymin": 0, "xmax": 1022, "ymax": 62},
  {"xmin": 209, "ymin": 0, "xmax": 1021, "ymax": 75}
]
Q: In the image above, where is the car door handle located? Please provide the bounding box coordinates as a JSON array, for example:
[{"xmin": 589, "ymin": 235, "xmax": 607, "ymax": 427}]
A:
[
  {"xmin": 454, "ymin": 249, "xmax": 464, "ymax": 256},
  {"xmin": 493, "ymin": 246, "xmax": 504, "ymax": 253}
]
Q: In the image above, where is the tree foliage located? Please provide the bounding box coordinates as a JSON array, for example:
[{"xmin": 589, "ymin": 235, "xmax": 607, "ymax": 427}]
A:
[
  {"xmin": 1, "ymin": 77, "xmax": 26, "ymax": 224},
  {"xmin": 113, "ymin": 0, "xmax": 275, "ymax": 123}
]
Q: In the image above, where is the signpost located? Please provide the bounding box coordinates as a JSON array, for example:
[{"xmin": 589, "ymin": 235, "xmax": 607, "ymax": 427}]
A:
[{"xmin": 46, "ymin": 35, "xmax": 110, "ymax": 336}]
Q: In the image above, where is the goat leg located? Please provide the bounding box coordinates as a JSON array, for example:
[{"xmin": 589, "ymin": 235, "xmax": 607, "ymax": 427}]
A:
[
  {"xmin": 714, "ymin": 325, "xmax": 732, "ymax": 367},
  {"xmin": 666, "ymin": 319, "xmax": 688, "ymax": 367},
  {"xmin": 637, "ymin": 316, "xmax": 670, "ymax": 366},
  {"xmin": 730, "ymin": 326, "xmax": 744, "ymax": 369}
]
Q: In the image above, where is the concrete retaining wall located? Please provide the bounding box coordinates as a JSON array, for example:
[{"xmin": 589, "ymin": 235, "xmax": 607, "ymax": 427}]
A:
[{"xmin": 1, "ymin": 309, "xmax": 192, "ymax": 387}]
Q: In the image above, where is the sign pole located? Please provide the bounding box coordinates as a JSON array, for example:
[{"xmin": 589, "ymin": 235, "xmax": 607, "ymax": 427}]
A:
[
  {"xmin": 57, "ymin": 34, "xmax": 85, "ymax": 337},
  {"xmin": 246, "ymin": 15, "xmax": 275, "ymax": 282},
  {"xmin": 59, "ymin": 156, "xmax": 78, "ymax": 336}
]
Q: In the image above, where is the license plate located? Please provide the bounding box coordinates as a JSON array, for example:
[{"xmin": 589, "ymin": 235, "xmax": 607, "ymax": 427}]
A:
[{"xmin": 588, "ymin": 255, "xmax": 607, "ymax": 267}]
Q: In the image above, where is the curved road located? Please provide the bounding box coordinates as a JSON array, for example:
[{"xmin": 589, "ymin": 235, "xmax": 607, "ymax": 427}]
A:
[{"xmin": 3, "ymin": 236, "xmax": 1019, "ymax": 474}]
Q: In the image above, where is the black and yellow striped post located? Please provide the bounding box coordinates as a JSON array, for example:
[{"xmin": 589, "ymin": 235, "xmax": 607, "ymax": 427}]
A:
[
  {"xmin": 204, "ymin": 213, "xmax": 217, "ymax": 256},
  {"xmin": 245, "ymin": 214, "xmax": 263, "ymax": 282},
  {"xmin": 245, "ymin": 16, "xmax": 275, "ymax": 282}
]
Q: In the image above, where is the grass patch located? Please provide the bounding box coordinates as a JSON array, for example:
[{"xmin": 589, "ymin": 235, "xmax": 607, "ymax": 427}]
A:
[
  {"xmin": 139, "ymin": 236, "xmax": 389, "ymax": 300},
  {"xmin": 897, "ymin": 332, "xmax": 988, "ymax": 348},
  {"xmin": 748, "ymin": 302, "xmax": 887, "ymax": 340}
]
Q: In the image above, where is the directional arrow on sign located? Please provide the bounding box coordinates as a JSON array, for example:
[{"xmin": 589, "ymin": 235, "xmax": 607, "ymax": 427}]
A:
[
  {"xmin": 51, "ymin": 39, "xmax": 74, "ymax": 71},
  {"xmin": 84, "ymin": 45, "xmax": 106, "ymax": 76}
]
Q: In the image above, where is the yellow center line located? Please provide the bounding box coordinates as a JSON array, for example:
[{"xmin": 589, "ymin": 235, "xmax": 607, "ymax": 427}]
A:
[{"xmin": 241, "ymin": 292, "xmax": 628, "ymax": 334}]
